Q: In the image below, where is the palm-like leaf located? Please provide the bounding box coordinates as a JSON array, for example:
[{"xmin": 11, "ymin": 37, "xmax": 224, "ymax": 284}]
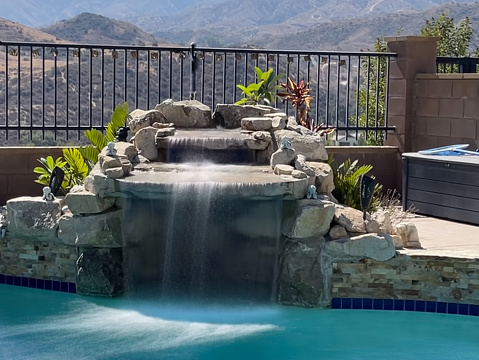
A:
[
  {"xmin": 85, "ymin": 128, "xmax": 108, "ymax": 152},
  {"xmin": 106, "ymin": 102, "xmax": 129, "ymax": 142}
]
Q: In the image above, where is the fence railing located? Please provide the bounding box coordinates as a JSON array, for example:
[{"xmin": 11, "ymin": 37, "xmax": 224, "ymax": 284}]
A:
[
  {"xmin": 436, "ymin": 57, "xmax": 479, "ymax": 73},
  {"xmin": 0, "ymin": 41, "xmax": 396, "ymax": 145}
]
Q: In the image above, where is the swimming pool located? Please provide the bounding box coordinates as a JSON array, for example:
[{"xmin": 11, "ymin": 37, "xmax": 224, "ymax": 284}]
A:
[{"xmin": 1, "ymin": 285, "xmax": 478, "ymax": 360}]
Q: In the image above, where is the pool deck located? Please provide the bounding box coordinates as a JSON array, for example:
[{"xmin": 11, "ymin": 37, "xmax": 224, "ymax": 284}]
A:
[{"xmin": 401, "ymin": 215, "xmax": 479, "ymax": 259}]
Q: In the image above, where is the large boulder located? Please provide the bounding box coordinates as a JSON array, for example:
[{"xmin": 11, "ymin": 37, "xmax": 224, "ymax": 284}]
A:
[
  {"xmin": 58, "ymin": 209, "xmax": 123, "ymax": 247},
  {"xmin": 278, "ymin": 237, "xmax": 325, "ymax": 307},
  {"xmin": 127, "ymin": 109, "xmax": 168, "ymax": 134},
  {"xmin": 6, "ymin": 196, "xmax": 63, "ymax": 241},
  {"xmin": 155, "ymin": 99, "xmax": 212, "ymax": 128},
  {"xmin": 134, "ymin": 126, "xmax": 158, "ymax": 161},
  {"xmin": 324, "ymin": 233, "xmax": 396, "ymax": 261},
  {"xmin": 282, "ymin": 199, "xmax": 335, "ymax": 238},
  {"xmin": 65, "ymin": 186, "xmax": 115, "ymax": 215},
  {"xmin": 76, "ymin": 247, "xmax": 124, "ymax": 296},
  {"xmin": 212, "ymin": 104, "xmax": 276, "ymax": 128},
  {"xmin": 334, "ymin": 205, "xmax": 367, "ymax": 233},
  {"xmin": 306, "ymin": 161, "xmax": 334, "ymax": 193},
  {"xmin": 274, "ymin": 130, "xmax": 327, "ymax": 161}
]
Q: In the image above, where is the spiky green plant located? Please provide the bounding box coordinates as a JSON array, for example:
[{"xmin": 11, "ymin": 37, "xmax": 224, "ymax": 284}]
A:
[{"xmin": 329, "ymin": 157, "xmax": 383, "ymax": 212}]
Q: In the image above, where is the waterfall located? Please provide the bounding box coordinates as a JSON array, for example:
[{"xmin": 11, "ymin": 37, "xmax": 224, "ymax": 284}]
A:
[{"xmin": 122, "ymin": 181, "xmax": 283, "ymax": 303}]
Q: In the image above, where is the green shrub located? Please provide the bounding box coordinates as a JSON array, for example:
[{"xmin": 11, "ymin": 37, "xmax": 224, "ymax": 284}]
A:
[{"xmin": 329, "ymin": 157, "xmax": 383, "ymax": 212}]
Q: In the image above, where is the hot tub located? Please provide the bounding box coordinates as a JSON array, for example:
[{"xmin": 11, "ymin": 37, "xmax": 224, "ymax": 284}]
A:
[{"xmin": 402, "ymin": 152, "xmax": 479, "ymax": 225}]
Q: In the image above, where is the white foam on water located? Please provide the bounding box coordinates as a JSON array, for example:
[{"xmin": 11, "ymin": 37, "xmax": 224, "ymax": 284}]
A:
[{"xmin": 0, "ymin": 302, "xmax": 279, "ymax": 360}]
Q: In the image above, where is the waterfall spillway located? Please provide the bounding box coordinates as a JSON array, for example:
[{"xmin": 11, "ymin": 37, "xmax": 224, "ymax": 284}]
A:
[{"xmin": 122, "ymin": 178, "xmax": 283, "ymax": 302}]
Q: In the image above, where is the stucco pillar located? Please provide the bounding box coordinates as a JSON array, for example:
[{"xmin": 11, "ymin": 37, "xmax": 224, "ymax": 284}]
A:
[{"xmin": 385, "ymin": 36, "xmax": 438, "ymax": 152}]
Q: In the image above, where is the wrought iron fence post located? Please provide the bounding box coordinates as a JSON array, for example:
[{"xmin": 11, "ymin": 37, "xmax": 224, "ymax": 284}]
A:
[{"xmin": 189, "ymin": 42, "xmax": 197, "ymax": 100}]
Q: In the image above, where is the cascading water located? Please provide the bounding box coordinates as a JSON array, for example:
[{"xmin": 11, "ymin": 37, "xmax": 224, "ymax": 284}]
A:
[{"xmin": 122, "ymin": 164, "xmax": 284, "ymax": 303}]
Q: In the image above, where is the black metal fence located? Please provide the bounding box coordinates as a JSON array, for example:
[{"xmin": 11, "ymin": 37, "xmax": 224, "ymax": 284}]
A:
[
  {"xmin": 0, "ymin": 41, "xmax": 396, "ymax": 145},
  {"xmin": 436, "ymin": 57, "xmax": 479, "ymax": 73}
]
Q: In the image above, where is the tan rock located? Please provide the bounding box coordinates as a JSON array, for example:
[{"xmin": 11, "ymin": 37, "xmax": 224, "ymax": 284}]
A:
[
  {"xmin": 325, "ymin": 233, "xmax": 396, "ymax": 261},
  {"xmin": 241, "ymin": 117, "xmax": 273, "ymax": 131},
  {"xmin": 334, "ymin": 205, "xmax": 367, "ymax": 233},
  {"xmin": 134, "ymin": 126, "xmax": 158, "ymax": 161},
  {"xmin": 104, "ymin": 167, "xmax": 124, "ymax": 179},
  {"xmin": 282, "ymin": 199, "xmax": 335, "ymax": 238},
  {"xmin": 65, "ymin": 190, "xmax": 115, "ymax": 215},
  {"xmin": 306, "ymin": 161, "xmax": 334, "ymax": 194},
  {"xmin": 274, "ymin": 164, "xmax": 294, "ymax": 175}
]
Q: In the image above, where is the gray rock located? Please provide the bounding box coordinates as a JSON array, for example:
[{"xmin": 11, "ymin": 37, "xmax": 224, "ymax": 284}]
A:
[
  {"xmin": 282, "ymin": 199, "xmax": 335, "ymax": 238},
  {"xmin": 245, "ymin": 131, "xmax": 272, "ymax": 150},
  {"xmin": 241, "ymin": 117, "xmax": 273, "ymax": 131},
  {"xmin": 152, "ymin": 122, "xmax": 175, "ymax": 129},
  {"xmin": 6, "ymin": 196, "xmax": 63, "ymax": 241},
  {"xmin": 58, "ymin": 210, "xmax": 123, "ymax": 247},
  {"xmin": 65, "ymin": 189, "xmax": 116, "ymax": 215},
  {"xmin": 291, "ymin": 170, "xmax": 308, "ymax": 179},
  {"xmin": 155, "ymin": 99, "xmax": 212, "ymax": 128},
  {"xmin": 256, "ymin": 143, "xmax": 275, "ymax": 164},
  {"xmin": 271, "ymin": 116, "xmax": 287, "ymax": 131},
  {"xmin": 306, "ymin": 161, "xmax": 334, "ymax": 193},
  {"xmin": 212, "ymin": 104, "xmax": 275, "ymax": 128},
  {"xmin": 274, "ymin": 164, "xmax": 294, "ymax": 175},
  {"xmin": 84, "ymin": 166, "xmax": 116, "ymax": 198},
  {"xmin": 76, "ymin": 247, "xmax": 124, "ymax": 296},
  {"xmin": 98, "ymin": 154, "xmax": 122, "ymax": 173},
  {"xmin": 329, "ymin": 225, "xmax": 348, "ymax": 240},
  {"xmin": 264, "ymin": 112, "xmax": 287, "ymax": 121},
  {"xmin": 294, "ymin": 154, "xmax": 315, "ymax": 177},
  {"xmin": 104, "ymin": 167, "xmax": 125, "ymax": 179},
  {"xmin": 99, "ymin": 142, "xmax": 138, "ymax": 163},
  {"xmin": 365, "ymin": 219, "xmax": 381, "ymax": 233},
  {"xmin": 127, "ymin": 109, "xmax": 167, "ymax": 134},
  {"xmin": 155, "ymin": 127, "xmax": 176, "ymax": 138},
  {"xmin": 284, "ymin": 176, "xmax": 310, "ymax": 199},
  {"xmin": 134, "ymin": 126, "xmax": 158, "ymax": 161},
  {"xmin": 334, "ymin": 205, "xmax": 367, "ymax": 233},
  {"xmin": 275, "ymin": 129, "xmax": 327, "ymax": 161},
  {"xmin": 278, "ymin": 237, "xmax": 325, "ymax": 307},
  {"xmin": 324, "ymin": 233, "xmax": 396, "ymax": 261},
  {"xmin": 270, "ymin": 148, "xmax": 295, "ymax": 169}
]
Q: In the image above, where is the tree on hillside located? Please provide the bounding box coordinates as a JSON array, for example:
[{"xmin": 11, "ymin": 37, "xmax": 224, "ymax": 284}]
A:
[{"xmin": 420, "ymin": 12, "xmax": 474, "ymax": 57}]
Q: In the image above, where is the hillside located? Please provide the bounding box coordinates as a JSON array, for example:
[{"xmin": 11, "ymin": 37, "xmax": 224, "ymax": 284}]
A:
[
  {"xmin": 1, "ymin": 0, "xmax": 218, "ymax": 28},
  {"xmin": 125, "ymin": 0, "xmax": 479, "ymax": 46},
  {"xmin": 40, "ymin": 13, "xmax": 166, "ymax": 46},
  {"xmin": 258, "ymin": 2, "xmax": 479, "ymax": 51},
  {"xmin": 0, "ymin": 17, "xmax": 69, "ymax": 43}
]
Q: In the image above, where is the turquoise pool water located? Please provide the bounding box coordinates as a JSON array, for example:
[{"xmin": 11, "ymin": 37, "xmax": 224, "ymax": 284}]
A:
[{"xmin": 1, "ymin": 285, "xmax": 478, "ymax": 360}]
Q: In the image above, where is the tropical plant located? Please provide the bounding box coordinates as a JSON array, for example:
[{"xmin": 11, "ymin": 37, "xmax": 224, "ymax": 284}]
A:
[
  {"xmin": 277, "ymin": 77, "xmax": 314, "ymax": 126},
  {"xmin": 329, "ymin": 157, "xmax": 383, "ymax": 212},
  {"xmin": 235, "ymin": 67, "xmax": 284, "ymax": 105},
  {"xmin": 80, "ymin": 102, "xmax": 129, "ymax": 168},
  {"xmin": 33, "ymin": 102, "xmax": 129, "ymax": 193},
  {"xmin": 33, "ymin": 148, "xmax": 89, "ymax": 194}
]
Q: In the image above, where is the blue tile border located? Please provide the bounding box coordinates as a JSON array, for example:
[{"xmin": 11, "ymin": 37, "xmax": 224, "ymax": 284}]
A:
[
  {"xmin": 331, "ymin": 297, "xmax": 479, "ymax": 317},
  {"xmin": 0, "ymin": 273, "xmax": 76, "ymax": 294}
]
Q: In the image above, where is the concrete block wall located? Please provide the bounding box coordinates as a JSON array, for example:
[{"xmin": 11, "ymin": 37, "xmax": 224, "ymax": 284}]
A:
[{"xmin": 412, "ymin": 74, "xmax": 479, "ymax": 151}]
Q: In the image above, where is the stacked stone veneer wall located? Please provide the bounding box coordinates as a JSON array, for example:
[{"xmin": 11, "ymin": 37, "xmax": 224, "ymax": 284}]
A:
[
  {"xmin": 413, "ymin": 74, "xmax": 479, "ymax": 152},
  {"xmin": 332, "ymin": 254, "xmax": 479, "ymax": 305},
  {"xmin": 0, "ymin": 238, "xmax": 77, "ymax": 282}
]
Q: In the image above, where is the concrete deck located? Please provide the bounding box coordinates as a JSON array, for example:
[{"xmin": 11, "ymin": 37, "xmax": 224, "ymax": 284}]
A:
[{"xmin": 402, "ymin": 215, "xmax": 479, "ymax": 258}]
